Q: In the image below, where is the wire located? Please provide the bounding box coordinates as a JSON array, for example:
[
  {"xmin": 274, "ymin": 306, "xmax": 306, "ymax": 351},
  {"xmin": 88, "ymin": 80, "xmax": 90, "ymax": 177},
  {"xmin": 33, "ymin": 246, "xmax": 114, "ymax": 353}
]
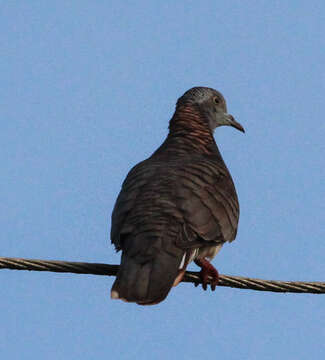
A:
[{"xmin": 1, "ymin": 256, "xmax": 324, "ymax": 294}]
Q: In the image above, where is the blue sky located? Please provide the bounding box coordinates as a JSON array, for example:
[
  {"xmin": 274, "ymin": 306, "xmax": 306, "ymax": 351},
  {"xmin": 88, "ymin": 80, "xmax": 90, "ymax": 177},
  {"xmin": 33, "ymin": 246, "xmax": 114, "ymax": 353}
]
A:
[{"xmin": 1, "ymin": 1, "xmax": 325, "ymax": 359}]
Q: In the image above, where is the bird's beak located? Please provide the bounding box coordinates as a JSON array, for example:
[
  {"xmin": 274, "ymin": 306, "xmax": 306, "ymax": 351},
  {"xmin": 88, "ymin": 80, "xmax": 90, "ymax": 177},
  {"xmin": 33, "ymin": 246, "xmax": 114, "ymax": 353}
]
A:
[{"xmin": 226, "ymin": 114, "xmax": 245, "ymax": 133}]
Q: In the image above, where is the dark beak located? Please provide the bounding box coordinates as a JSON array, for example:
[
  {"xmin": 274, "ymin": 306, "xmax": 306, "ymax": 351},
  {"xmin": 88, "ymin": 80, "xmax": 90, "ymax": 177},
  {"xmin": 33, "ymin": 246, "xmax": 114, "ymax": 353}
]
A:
[{"xmin": 228, "ymin": 115, "xmax": 245, "ymax": 133}]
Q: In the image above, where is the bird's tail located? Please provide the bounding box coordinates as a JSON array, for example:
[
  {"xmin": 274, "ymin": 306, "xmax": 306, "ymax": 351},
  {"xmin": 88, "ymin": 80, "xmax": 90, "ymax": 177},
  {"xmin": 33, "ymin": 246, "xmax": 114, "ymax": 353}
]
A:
[{"xmin": 111, "ymin": 234, "xmax": 185, "ymax": 305}]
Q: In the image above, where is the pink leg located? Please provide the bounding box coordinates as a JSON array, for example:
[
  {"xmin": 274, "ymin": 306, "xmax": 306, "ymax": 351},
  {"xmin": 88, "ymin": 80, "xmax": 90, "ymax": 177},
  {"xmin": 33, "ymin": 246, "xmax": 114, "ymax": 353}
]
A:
[{"xmin": 194, "ymin": 258, "xmax": 219, "ymax": 291}]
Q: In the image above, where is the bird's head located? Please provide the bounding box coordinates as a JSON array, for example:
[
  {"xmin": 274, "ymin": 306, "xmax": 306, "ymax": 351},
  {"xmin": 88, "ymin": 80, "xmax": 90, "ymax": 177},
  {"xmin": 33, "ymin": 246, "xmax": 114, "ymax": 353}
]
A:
[{"xmin": 176, "ymin": 87, "xmax": 244, "ymax": 133}]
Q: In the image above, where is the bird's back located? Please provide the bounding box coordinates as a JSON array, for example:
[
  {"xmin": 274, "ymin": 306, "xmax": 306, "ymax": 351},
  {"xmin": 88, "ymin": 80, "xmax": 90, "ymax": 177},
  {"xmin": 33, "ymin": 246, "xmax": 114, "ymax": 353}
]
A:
[{"xmin": 111, "ymin": 150, "xmax": 239, "ymax": 304}]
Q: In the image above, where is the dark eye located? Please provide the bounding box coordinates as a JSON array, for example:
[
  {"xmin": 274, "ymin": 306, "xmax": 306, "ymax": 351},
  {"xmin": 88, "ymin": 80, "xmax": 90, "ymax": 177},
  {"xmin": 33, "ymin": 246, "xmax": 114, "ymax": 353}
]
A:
[{"xmin": 214, "ymin": 97, "xmax": 220, "ymax": 104}]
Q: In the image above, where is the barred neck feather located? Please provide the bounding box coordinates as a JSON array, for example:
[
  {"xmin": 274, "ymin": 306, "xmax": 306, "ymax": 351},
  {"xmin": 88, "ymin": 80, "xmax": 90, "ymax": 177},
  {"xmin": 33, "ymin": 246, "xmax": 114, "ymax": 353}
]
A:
[{"xmin": 154, "ymin": 105, "xmax": 219, "ymax": 157}]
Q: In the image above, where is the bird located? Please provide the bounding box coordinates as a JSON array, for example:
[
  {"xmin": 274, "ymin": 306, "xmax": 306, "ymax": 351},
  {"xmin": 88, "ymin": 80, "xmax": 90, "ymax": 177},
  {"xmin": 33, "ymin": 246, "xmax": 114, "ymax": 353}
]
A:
[{"xmin": 110, "ymin": 86, "xmax": 244, "ymax": 305}]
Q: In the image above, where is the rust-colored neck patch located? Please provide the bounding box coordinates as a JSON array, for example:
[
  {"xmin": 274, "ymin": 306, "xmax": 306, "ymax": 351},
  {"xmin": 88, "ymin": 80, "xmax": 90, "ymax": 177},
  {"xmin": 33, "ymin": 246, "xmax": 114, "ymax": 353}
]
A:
[{"xmin": 166, "ymin": 105, "xmax": 216, "ymax": 154}]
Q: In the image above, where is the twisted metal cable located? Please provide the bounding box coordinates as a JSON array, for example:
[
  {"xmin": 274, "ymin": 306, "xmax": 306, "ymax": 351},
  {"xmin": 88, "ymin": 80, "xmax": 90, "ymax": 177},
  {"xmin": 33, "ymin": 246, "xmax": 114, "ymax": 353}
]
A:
[{"xmin": 1, "ymin": 256, "xmax": 324, "ymax": 294}]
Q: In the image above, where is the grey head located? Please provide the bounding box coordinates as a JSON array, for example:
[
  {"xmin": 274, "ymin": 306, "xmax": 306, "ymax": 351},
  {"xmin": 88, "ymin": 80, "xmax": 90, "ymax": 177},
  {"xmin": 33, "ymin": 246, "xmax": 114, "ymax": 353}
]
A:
[{"xmin": 177, "ymin": 87, "xmax": 244, "ymax": 133}]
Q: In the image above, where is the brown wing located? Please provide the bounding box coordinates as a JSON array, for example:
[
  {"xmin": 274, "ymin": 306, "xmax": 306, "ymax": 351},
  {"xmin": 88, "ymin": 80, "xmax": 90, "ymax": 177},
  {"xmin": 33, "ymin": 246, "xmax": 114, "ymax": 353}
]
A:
[{"xmin": 174, "ymin": 156, "xmax": 239, "ymax": 245}]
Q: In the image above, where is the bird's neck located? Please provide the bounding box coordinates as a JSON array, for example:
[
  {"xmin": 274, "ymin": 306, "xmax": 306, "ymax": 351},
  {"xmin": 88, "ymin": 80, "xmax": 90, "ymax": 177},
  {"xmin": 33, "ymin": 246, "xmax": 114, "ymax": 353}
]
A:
[{"xmin": 154, "ymin": 105, "xmax": 218, "ymax": 156}]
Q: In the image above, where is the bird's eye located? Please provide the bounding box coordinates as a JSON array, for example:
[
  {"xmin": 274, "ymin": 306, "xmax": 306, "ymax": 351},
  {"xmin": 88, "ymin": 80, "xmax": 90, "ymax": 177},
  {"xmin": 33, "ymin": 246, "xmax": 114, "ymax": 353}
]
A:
[{"xmin": 214, "ymin": 97, "xmax": 220, "ymax": 104}]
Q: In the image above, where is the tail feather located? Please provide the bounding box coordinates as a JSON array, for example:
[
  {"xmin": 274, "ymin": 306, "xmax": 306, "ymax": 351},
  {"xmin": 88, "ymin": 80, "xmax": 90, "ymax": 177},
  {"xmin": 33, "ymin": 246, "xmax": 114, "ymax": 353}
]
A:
[{"xmin": 111, "ymin": 235, "xmax": 184, "ymax": 305}]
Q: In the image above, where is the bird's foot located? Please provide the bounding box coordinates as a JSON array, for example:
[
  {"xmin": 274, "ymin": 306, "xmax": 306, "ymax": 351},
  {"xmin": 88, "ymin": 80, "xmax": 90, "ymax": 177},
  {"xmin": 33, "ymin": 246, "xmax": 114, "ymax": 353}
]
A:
[{"xmin": 194, "ymin": 258, "xmax": 219, "ymax": 291}]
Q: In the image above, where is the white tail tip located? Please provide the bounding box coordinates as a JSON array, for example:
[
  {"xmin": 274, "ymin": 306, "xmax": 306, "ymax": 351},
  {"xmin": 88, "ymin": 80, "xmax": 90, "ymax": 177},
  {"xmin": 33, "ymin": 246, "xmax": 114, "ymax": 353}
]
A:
[{"xmin": 111, "ymin": 290, "xmax": 120, "ymax": 299}]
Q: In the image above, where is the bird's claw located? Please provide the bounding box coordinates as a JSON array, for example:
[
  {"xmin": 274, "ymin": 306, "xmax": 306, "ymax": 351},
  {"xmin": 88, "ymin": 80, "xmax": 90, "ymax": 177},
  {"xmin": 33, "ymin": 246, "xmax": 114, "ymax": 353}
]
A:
[{"xmin": 194, "ymin": 258, "xmax": 219, "ymax": 291}]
